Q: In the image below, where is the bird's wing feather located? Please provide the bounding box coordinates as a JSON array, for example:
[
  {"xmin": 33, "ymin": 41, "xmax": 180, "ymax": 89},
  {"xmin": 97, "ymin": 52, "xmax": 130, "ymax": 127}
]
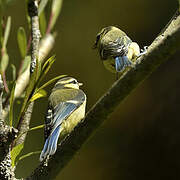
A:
[
  {"xmin": 39, "ymin": 125, "xmax": 61, "ymax": 162},
  {"xmin": 40, "ymin": 90, "xmax": 86, "ymax": 161},
  {"xmin": 52, "ymin": 102, "xmax": 78, "ymax": 131},
  {"xmin": 101, "ymin": 36, "xmax": 132, "ymax": 59}
]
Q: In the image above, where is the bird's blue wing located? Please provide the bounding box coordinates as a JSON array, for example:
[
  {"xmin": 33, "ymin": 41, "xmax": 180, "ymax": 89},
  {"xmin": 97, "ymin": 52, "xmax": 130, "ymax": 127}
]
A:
[
  {"xmin": 40, "ymin": 102, "xmax": 80, "ymax": 162},
  {"xmin": 52, "ymin": 102, "xmax": 77, "ymax": 130},
  {"xmin": 40, "ymin": 125, "xmax": 61, "ymax": 162},
  {"xmin": 115, "ymin": 56, "xmax": 132, "ymax": 72}
]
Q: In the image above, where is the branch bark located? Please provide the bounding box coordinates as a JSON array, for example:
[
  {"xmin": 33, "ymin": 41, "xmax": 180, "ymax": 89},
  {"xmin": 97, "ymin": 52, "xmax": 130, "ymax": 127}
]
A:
[
  {"xmin": 0, "ymin": 75, "xmax": 18, "ymax": 180},
  {"xmin": 26, "ymin": 10, "xmax": 180, "ymax": 180},
  {"xmin": 15, "ymin": 0, "xmax": 40, "ymax": 146}
]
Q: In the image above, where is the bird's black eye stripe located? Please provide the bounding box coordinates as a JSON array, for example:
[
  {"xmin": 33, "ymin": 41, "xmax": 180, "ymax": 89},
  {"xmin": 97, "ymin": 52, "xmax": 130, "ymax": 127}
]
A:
[{"xmin": 71, "ymin": 80, "xmax": 77, "ymax": 84}]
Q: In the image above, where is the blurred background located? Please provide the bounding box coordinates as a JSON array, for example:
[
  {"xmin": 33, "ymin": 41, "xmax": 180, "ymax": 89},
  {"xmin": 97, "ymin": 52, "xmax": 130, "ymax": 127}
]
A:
[{"xmin": 3, "ymin": 0, "xmax": 180, "ymax": 179}]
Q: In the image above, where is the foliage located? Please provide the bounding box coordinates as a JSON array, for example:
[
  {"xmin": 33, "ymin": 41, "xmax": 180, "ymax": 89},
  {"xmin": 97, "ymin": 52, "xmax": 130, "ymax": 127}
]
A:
[
  {"xmin": 11, "ymin": 143, "xmax": 24, "ymax": 168},
  {"xmin": 17, "ymin": 27, "xmax": 27, "ymax": 59},
  {"xmin": 0, "ymin": 0, "xmax": 65, "ymax": 173}
]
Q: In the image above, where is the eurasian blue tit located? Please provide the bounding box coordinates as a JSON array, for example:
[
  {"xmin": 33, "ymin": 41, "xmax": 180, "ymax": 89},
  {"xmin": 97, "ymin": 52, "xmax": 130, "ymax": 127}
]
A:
[
  {"xmin": 93, "ymin": 26, "xmax": 147, "ymax": 74},
  {"xmin": 40, "ymin": 77, "xmax": 87, "ymax": 162}
]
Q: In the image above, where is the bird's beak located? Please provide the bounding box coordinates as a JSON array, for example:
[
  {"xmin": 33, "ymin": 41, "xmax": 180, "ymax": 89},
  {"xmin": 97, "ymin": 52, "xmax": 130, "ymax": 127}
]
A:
[{"xmin": 78, "ymin": 82, "xmax": 83, "ymax": 86}]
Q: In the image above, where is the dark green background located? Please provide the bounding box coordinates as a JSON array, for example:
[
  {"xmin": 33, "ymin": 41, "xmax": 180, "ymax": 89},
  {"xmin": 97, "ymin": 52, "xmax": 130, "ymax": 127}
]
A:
[{"xmin": 4, "ymin": 0, "xmax": 180, "ymax": 179}]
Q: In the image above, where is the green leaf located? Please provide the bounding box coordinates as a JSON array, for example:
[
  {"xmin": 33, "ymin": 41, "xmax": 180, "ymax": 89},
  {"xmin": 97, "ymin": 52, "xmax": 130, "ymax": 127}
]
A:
[
  {"xmin": 30, "ymin": 89, "xmax": 47, "ymax": 102},
  {"xmin": 35, "ymin": 55, "xmax": 56, "ymax": 88},
  {"xmin": 11, "ymin": 143, "xmax": 24, "ymax": 167},
  {"xmin": 9, "ymin": 82, "xmax": 16, "ymax": 127},
  {"xmin": 17, "ymin": 27, "xmax": 27, "ymax": 59},
  {"xmin": 37, "ymin": 74, "xmax": 67, "ymax": 92},
  {"xmin": 50, "ymin": 0, "xmax": 63, "ymax": 31},
  {"xmin": 2, "ymin": 16, "xmax": 11, "ymax": 49},
  {"xmin": 29, "ymin": 124, "xmax": 44, "ymax": 131},
  {"xmin": 38, "ymin": 0, "xmax": 49, "ymax": 16},
  {"xmin": 20, "ymin": 55, "xmax": 31, "ymax": 74},
  {"xmin": 11, "ymin": 64, "xmax": 16, "ymax": 81},
  {"xmin": 42, "ymin": 55, "xmax": 56, "ymax": 72},
  {"xmin": 1, "ymin": 52, "xmax": 9, "ymax": 72},
  {"xmin": 18, "ymin": 151, "xmax": 41, "ymax": 162},
  {"xmin": 39, "ymin": 10, "xmax": 47, "ymax": 36}
]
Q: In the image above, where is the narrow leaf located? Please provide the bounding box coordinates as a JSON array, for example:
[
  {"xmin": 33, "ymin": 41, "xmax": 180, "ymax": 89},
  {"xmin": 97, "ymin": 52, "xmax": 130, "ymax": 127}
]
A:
[
  {"xmin": 39, "ymin": 10, "xmax": 47, "ymax": 36},
  {"xmin": 38, "ymin": 0, "xmax": 49, "ymax": 16},
  {"xmin": 37, "ymin": 74, "xmax": 67, "ymax": 92},
  {"xmin": 9, "ymin": 82, "xmax": 16, "ymax": 127},
  {"xmin": 29, "ymin": 124, "xmax": 44, "ymax": 131},
  {"xmin": 30, "ymin": 89, "xmax": 47, "ymax": 102},
  {"xmin": 50, "ymin": 0, "xmax": 63, "ymax": 31},
  {"xmin": 17, "ymin": 27, "xmax": 27, "ymax": 59},
  {"xmin": 42, "ymin": 55, "xmax": 56, "ymax": 72},
  {"xmin": 18, "ymin": 151, "xmax": 41, "ymax": 162},
  {"xmin": 1, "ymin": 52, "xmax": 9, "ymax": 72},
  {"xmin": 11, "ymin": 143, "xmax": 24, "ymax": 167},
  {"xmin": 35, "ymin": 55, "xmax": 56, "ymax": 88},
  {"xmin": 11, "ymin": 64, "xmax": 16, "ymax": 81},
  {"xmin": 2, "ymin": 16, "xmax": 11, "ymax": 49}
]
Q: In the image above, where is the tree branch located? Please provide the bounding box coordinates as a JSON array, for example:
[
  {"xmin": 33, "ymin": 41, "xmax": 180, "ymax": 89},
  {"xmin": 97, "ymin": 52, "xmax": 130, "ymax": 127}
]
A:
[
  {"xmin": 28, "ymin": 0, "xmax": 40, "ymax": 74},
  {"xmin": 0, "ymin": 74, "xmax": 18, "ymax": 180},
  {"xmin": 27, "ymin": 10, "xmax": 180, "ymax": 180},
  {"xmin": 15, "ymin": 0, "xmax": 40, "ymax": 146}
]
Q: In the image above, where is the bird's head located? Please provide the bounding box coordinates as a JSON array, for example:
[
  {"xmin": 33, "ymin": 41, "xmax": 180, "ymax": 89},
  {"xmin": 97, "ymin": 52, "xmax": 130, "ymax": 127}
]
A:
[
  {"xmin": 93, "ymin": 26, "xmax": 117, "ymax": 49},
  {"xmin": 54, "ymin": 77, "xmax": 83, "ymax": 90}
]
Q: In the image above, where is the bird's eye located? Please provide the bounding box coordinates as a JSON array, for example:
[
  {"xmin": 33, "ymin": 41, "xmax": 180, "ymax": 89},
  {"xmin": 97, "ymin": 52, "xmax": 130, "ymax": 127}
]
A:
[{"xmin": 72, "ymin": 80, "xmax": 77, "ymax": 84}]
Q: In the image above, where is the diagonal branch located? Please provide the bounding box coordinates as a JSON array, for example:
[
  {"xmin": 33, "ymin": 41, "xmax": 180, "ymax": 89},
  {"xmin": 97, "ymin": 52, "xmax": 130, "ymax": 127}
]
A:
[{"xmin": 27, "ymin": 10, "xmax": 180, "ymax": 180}]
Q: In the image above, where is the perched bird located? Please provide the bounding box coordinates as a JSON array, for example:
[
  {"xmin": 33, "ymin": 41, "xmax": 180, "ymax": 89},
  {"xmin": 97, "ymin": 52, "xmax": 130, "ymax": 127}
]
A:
[
  {"xmin": 93, "ymin": 26, "xmax": 147, "ymax": 74},
  {"xmin": 40, "ymin": 77, "xmax": 87, "ymax": 162}
]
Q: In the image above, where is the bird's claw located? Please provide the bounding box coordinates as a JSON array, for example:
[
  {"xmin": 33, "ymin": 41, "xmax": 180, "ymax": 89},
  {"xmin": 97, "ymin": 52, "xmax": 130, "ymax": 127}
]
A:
[{"xmin": 138, "ymin": 46, "xmax": 148, "ymax": 57}]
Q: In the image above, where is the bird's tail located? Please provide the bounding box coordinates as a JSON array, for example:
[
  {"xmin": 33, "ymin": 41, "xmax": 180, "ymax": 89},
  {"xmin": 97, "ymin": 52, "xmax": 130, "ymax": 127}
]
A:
[{"xmin": 39, "ymin": 125, "xmax": 61, "ymax": 162}]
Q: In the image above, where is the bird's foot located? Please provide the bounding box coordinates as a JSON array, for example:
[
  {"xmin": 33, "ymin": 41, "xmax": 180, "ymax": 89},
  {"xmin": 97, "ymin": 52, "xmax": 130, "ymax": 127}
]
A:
[{"xmin": 138, "ymin": 46, "xmax": 148, "ymax": 57}]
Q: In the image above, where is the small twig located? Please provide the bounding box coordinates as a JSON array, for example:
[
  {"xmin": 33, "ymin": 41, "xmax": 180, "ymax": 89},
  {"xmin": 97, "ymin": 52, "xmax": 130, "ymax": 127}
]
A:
[
  {"xmin": 46, "ymin": 12, "xmax": 53, "ymax": 35},
  {"xmin": 2, "ymin": 72, "xmax": 9, "ymax": 94},
  {"xmin": 27, "ymin": 10, "xmax": 180, "ymax": 180},
  {"xmin": 26, "ymin": 34, "xmax": 32, "ymax": 54}
]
